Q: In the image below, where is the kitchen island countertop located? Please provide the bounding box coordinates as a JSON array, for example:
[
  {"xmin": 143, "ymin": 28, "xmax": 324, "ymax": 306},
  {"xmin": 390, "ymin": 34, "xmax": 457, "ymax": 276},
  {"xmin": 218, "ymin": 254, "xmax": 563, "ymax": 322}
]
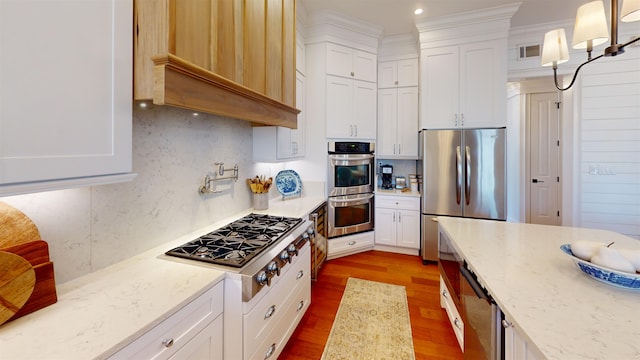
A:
[
  {"xmin": 438, "ymin": 217, "xmax": 640, "ymax": 360},
  {"xmin": 0, "ymin": 194, "xmax": 327, "ymax": 360}
]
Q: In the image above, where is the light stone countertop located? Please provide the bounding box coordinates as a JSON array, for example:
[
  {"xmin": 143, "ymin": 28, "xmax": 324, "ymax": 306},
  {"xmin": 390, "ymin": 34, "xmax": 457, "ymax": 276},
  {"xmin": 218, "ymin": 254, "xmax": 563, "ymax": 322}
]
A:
[
  {"xmin": 375, "ymin": 188, "xmax": 420, "ymax": 197},
  {"xmin": 437, "ymin": 217, "xmax": 640, "ymax": 360},
  {"xmin": 0, "ymin": 195, "xmax": 327, "ymax": 360}
]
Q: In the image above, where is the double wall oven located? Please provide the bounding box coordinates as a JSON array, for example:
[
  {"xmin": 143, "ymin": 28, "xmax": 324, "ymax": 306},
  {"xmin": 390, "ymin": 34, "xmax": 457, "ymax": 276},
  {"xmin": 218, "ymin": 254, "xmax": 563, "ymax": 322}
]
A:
[{"xmin": 327, "ymin": 141, "xmax": 375, "ymax": 238}]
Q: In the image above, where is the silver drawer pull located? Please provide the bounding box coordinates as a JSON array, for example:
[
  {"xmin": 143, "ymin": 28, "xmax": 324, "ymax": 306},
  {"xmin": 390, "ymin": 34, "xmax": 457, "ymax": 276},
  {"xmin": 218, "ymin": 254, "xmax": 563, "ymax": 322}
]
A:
[
  {"xmin": 453, "ymin": 318, "xmax": 462, "ymax": 330},
  {"xmin": 297, "ymin": 300, "xmax": 305, "ymax": 312},
  {"xmin": 348, "ymin": 241, "xmax": 356, "ymax": 246},
  {"xmin": 296, "ymin": 270, "xmax": 304, "ymax": 280},
  {"xmin": 162, "ymin": 338, "xmax": 174, "ymax": 348},
  {"xmin": 264, "ymin": 305, "xmax": 276, "ymax": 319},
  {"xmin": 265, "ymin": 343, "xmax": 276, "ymax": 359}
]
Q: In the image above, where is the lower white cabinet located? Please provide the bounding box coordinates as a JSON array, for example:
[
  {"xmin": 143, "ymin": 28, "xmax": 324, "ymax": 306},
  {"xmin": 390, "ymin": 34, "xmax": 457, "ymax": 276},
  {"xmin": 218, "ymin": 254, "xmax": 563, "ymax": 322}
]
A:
[
  {"xmin": 327, "ymin": 231, "xmax": 374, "ymax": 260},
  {"xmin": 503, "ymin": 314, "xmax": 545, "ymax": 360},
  {"xmin": 109, "ymin": 281, "xmax": 224, "ymax": 360},
  {"xmin": 440, "ymin": 276, "xmax": 464, "ymax": 351},
  {"xmin": 374, "ymin": 194, "xmax": 420, "ymax": 249}
]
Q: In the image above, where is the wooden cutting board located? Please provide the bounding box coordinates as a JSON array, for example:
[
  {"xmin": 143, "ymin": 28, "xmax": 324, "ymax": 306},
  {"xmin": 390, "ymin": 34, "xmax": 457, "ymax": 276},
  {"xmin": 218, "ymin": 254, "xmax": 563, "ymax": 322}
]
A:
[
  {"xmin": 0, "ymin": 202, "xmax": 41, "ymax": 248},
  {"xmin": 1, "ymin": 241, "xmax": 57, "ymax": 321},
  {"xmin": 0, "ymin": 251, "xmax": 36, "ymax": 325}
]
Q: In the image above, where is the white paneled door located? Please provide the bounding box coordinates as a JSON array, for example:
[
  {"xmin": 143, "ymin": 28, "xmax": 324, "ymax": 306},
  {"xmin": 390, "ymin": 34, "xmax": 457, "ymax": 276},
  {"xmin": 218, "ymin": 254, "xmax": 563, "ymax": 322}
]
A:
[{"xmin": 529, "ymin": 92, "xmax": 561, "ymax": 225}]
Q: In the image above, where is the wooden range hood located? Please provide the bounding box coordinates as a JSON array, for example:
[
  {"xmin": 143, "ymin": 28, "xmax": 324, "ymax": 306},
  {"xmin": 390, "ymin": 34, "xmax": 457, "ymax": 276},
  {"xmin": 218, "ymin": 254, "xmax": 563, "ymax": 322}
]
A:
[{"xmin": 135, "ymin": 0, "xmax": 299, "ymax": 129}]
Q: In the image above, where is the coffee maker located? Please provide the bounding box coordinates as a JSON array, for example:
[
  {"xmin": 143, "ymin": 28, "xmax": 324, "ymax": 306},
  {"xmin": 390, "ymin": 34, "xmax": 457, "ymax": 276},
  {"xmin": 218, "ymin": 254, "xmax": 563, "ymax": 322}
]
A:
[{"xmin": 381, "ymin": 164, "xmax": 393, "ymax": 189}]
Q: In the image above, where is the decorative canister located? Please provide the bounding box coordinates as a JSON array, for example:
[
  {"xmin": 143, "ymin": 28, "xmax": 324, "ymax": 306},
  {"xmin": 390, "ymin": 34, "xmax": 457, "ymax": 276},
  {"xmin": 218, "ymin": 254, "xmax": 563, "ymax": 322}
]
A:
[{"xmin": 253, "ymin": 193, "xmax": 269, "ymax": 210}]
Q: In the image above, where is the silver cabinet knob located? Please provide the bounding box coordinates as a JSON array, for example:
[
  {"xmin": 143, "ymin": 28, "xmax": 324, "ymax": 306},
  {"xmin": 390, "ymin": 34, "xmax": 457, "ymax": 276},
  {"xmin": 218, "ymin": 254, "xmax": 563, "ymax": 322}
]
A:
[{"xmin": 162, "ymin": 338, "xmax": 174, "ymax": 348}]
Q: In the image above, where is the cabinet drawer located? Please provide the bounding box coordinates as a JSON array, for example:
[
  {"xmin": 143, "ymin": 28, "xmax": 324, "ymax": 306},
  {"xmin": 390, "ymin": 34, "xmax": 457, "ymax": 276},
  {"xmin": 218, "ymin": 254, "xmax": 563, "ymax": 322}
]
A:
[
  {"xmin": 243, "ymin": 245, "xmax": 310, "ymax": 357},
  {"xmin": 440, "ymin": 276, "xmax": 463, "ymax": 350},
  {"xmin": 248, "ymin": 278, "xmax": 311, "ymax": 360},
  {"xmin": 376, "ymin": 195, "xmax": 420, "ymax": 210},
  {"xmin": 328, "ymin": 232, "xmax": 374, "ymax": 259},
  {"xmin": 109, "ymin": 281, "xmax": 224, "ymax": 360}
]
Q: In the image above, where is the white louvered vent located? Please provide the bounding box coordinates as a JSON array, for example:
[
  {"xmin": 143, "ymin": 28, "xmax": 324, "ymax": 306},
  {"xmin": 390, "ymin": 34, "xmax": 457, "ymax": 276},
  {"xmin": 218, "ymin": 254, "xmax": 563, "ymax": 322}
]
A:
[{"xmin": 517, "ymin": 44, "xmax": 541, "ymax": 60}]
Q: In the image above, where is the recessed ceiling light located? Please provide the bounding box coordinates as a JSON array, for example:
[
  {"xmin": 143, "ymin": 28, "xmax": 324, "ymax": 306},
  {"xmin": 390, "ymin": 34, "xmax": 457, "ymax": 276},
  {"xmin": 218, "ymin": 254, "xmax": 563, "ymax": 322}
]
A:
[{"xmin": 414, "ymin": 8, "xmax": 423, "ymax": 15}]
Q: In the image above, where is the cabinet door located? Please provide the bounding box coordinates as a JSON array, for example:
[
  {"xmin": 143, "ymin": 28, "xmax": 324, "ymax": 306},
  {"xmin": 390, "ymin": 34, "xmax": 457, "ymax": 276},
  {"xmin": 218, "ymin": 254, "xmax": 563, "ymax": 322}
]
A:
[
  {"xmin": 397, "ymin": 210, "xmax": 420, "ymax": 248},
  {"xmin": 352, "ymin": 80, "xmax": 377, "ymax": 140},
  {"xmin": 396, "ymin": 87, "xmax": 419, "ymax": 157},
  {"xmin": 378, "ymin": 61, "xmax": 398, "ymax": 88},
  {"xmin": 326, "ymin": 43, "xmax": 354, "ymax": 78},
  {"xmin": 504, "ymin": 315, "xmax": 545, "ymax": 360},
  {"xmin": 0, "ymin": 0, "xmax": 132, "ymax": 193},
  {"xmin": 326, "ymin": 75, "xmax": 353, "ymax": 138},
  {"xmin": 374, "ymin": 207, "xmax": 396, "ymax": 246},
  {"xmin": 168, "ymin": 316, "xmax": 223, "ymax": 360},
  {"xmin": 353, "ymin": 50, "xmax": 377, "ymax": 83},
  {"xmin": 277, "ymin": 72, "xmax": 305, "ymax": 158},
  {"xmin": 459, "ymin": 39, "xmax": 506, "ymax": 128},
  {"xmin": 396, "ymin": 59, "xmax": 419, "ymax": 87},
  {"xmin": 420, "ymin": 46, "xmax": 459, "ymax": 129},
  {"xmin": 377, "ymin": 89, "xmax": 398, "ymax": 156}
]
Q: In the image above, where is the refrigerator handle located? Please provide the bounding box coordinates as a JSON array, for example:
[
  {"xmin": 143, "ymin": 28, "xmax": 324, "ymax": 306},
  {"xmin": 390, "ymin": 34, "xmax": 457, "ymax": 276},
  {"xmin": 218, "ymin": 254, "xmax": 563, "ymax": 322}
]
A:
[
  {"xmin": 456, "ymin": 146, "xmax": 462, "ymax": 205},
  {"xmin": 465, "ymin": 145, "xmax": 471, "ymax": 206}
]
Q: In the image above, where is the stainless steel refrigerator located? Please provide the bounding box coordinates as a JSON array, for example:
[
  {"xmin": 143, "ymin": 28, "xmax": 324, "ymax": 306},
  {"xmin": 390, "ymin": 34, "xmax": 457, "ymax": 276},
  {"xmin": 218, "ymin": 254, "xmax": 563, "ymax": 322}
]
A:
[{"xmin": 419, "ymin": 128, "xmax": 506, "ymax": 262}]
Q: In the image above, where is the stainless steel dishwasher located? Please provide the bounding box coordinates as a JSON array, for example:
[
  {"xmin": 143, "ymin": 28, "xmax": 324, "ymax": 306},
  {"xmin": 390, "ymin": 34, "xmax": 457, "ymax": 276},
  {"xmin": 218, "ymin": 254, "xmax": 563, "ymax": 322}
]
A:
[{"xmin": 460, "ymin": 262, "xmax": 504, "ymax": 360}]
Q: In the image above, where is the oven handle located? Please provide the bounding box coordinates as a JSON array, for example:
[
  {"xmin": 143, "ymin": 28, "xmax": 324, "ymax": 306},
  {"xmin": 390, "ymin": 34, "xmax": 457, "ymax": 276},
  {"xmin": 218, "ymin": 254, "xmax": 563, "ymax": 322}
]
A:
[
  {"xmin": 328, "ymin": 193, "xmax": 375, "ymax": 205},
  {"xmin": 328, "ymin": 153, "xmax": 375, "ymax": 162}
]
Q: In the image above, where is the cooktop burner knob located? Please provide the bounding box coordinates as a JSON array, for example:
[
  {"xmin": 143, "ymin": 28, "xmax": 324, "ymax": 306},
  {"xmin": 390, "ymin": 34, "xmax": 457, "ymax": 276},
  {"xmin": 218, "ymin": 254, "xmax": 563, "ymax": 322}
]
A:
[
  {"xmin": 287, "ymin": 243, "xmax": 298, "ymax": 257},
  {"xmin": 306, "ymin": 226, "xmax": 315, "ymax": 236},
  {"xmin": 280, "ymin": 249, "xmax": 291, "ymax": 263},
  {"xmin": 267, "ymin": 260, "xmax": 280, "ymax": 276},
  {"xmin": 256, "ymin": 271, "xmax": 270, "ymax": 286},
  {"xmin": 302, "ymin": 232, "xmax": 310, "ymax": 241}
]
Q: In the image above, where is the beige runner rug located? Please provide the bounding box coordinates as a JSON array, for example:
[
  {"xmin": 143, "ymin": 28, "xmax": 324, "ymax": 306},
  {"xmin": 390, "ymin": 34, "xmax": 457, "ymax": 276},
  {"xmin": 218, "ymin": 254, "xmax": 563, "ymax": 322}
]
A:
[{"xmin": 321, "ymin": 277, "xmax": 416, "ymax": 360}]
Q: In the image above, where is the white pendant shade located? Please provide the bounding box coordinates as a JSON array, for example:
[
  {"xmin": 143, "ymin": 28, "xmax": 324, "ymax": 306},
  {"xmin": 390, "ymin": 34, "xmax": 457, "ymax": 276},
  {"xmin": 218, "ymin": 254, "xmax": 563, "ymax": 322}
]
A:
[
  {"xmin": 621, "ymin": 0, "xmax": 640, "ymax": 22},
  {"xmin": 572, "ymin": 1, "xmax": 609, "ymax": 49},
  {"xmin": 541, "ymin": 29, "xmax": 570, "ymax": 67}
]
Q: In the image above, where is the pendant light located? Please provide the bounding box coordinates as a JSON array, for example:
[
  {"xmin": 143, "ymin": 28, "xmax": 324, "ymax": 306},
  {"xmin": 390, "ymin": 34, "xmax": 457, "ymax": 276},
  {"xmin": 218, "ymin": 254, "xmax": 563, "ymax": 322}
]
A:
[{"xmin": 541, "ymin": 0, "xmax": 640, "ymax": 91}]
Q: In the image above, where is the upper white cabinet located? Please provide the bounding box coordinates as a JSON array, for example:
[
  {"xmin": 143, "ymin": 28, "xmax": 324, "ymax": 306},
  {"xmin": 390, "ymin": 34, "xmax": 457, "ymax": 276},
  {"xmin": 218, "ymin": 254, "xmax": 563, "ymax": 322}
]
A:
[
  {"xmin": 0, "ymin": 0, "xmax": 133, "ymax": 196},
  {"xmin": 326, "ymin": 43, "xmax": 377, "ymax": 83},
  {"xmin": 416, "ymin": 5, "xmax": 517, "ymax": 130},
  {"xmin": 377, "ymin": 87, "xmax": 419, "ymax": 158},
  {"xmin": 378, "ymin": 59, "xmax": 419, "ymax": 88},
  {"xmin": 254, "ymin": 71, "xmax": 306, "ymax": 162},
  {"xmin": 420, "ymin": 39, "xmax": 507, "ymax": 129},
  {"xmin": 326, "ymin": 75, "xmax": 377, "ymax": 140}
]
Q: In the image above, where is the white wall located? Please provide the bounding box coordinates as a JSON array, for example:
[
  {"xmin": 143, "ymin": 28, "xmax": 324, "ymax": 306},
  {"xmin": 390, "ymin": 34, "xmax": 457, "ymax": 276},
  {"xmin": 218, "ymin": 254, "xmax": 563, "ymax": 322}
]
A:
[{"xmin": 1, "ymin": 106, "xmax": 261, "ymax": 283}]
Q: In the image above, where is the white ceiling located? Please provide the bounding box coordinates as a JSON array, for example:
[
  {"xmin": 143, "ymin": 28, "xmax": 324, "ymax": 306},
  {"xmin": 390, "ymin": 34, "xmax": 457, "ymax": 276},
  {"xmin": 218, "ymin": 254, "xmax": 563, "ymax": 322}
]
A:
[{"xmin": 299, "ymin": 0, "xmax": 589, "ymax": 36}]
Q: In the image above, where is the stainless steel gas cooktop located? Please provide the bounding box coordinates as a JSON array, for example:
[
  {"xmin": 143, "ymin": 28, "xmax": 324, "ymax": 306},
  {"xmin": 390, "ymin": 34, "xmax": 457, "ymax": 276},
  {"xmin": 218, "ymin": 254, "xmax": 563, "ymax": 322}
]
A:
[{"xmin": 165, "ymin": 213, "xmax": 303, "ymax": 268}]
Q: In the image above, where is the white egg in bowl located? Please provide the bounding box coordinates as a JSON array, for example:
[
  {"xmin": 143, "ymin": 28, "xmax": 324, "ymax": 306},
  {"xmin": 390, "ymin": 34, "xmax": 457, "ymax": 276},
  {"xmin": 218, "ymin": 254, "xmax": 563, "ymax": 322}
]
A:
[{"xmin": 560, "ymin": 244, "xmax": 640, "ymax": 290}]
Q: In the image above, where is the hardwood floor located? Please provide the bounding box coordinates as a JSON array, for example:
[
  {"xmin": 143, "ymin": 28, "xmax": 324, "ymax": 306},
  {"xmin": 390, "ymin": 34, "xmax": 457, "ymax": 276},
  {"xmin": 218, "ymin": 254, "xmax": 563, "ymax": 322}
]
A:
[{"xmin": 279, "ymin": 250, "xmax": 463, "ymax": 359}]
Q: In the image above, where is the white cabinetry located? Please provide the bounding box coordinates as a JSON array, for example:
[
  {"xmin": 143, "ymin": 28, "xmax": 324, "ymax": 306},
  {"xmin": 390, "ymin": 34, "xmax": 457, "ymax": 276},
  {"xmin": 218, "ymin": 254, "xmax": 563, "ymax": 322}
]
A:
[
  {"xmin": 374, "ymin": 194, "xmax": 420, "ymax": 249},
  {"xmin": 377, "ymin": 86, "xmax": 418, "ymax": 158},
  {"xmin": 503, "ymin": 315, "xmax": 545, "ymax": 360},
  {"xmin": 243, "ymin": 243, "xmax": 311, "ymax": 360},
  {"xmin": 327, "ymin": 231, "xmax": 374, "ymax": 260},
  {"xmin": 109, "ymin": 281, "xmax": 224, "ymax": 360},
  {"xmin": 378, "ymin": 59, "xmax": 418, "ymax": 88},
  {"xmin": 440, "ymin": 276, "xmax": 464, "ymax": 350},
  {"xmin": 0, "ymin": 0, "xmax": 133, "ymax": 196},
  {"xmin": 417, "ymin": 5, "xmax": 517, "ymax": 131},
  {"xmin": 326, "ymin": 43, "xmax": 377, "ymax": 82},
  {"xmin": 253, "ymin": 71, "xmax": 306, "ymax": 162},
  {"xmin": 420, "ymin": 39, "xmax": 506, "ymax": 129},
  {"xmin": 326, "ymin": 75, "xmax": 377, "ymax": 140}
]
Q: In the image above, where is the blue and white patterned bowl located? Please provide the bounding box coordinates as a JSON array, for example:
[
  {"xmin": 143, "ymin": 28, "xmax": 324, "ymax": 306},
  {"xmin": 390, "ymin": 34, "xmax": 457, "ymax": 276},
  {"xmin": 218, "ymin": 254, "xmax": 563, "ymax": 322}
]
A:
[{"xmin": 560, "ymin": 244, "xmax": 640, "ymax": 290}]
